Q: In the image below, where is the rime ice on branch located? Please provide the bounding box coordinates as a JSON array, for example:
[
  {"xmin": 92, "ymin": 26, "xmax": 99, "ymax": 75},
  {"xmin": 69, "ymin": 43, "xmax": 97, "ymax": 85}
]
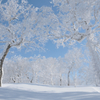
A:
[
  {"xmin": 51, "ymin": 0, "xmax": 100, "ymax": 85},
  {"xmin": 0, "ymin": 0, "xmax": 58, "ymax": 87}
]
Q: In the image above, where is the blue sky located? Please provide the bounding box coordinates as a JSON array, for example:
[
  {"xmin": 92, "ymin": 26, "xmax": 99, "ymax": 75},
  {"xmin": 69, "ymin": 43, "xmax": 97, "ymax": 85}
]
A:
[
  {"xmin": 7, "ymin": 40, "xmax": 70, "ymax": 59},
  {"xmin": 2, "ymin": 0, "xmax": 86, "ymax": 59},
  {"xmin": 28, "ymin": 0, "xmax": 52, "ymax": 7}
]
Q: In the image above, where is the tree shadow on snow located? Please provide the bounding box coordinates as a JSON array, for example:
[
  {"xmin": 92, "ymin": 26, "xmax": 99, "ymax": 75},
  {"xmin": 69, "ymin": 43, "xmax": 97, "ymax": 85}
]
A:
[{"xmin": 0, "ymin": 88, "xmax": 100, "ymax": 100}]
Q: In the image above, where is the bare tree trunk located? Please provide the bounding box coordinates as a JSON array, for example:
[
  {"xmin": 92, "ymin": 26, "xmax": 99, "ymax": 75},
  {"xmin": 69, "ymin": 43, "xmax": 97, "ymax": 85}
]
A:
[
  {"xmin": 60, "ymin": 74, "xmax": 62, "ymax": 86},
  {"xmin": 0, "ymin": 44, "xmax": 11, "ymax": 87},
  {"xmin": 67, "ymin": 64, "xmax": 73, "ymax": 86},
  {"xmin": 30, "ymin": 77, "xmax": 34, "ymax": 83},
  {"xmin": 60, "ymin": 78, "xmax": 62, "ymax": 86},
  {"xmin": 68, "ymin": 71, "xmax": 70, "ymax": 86}
]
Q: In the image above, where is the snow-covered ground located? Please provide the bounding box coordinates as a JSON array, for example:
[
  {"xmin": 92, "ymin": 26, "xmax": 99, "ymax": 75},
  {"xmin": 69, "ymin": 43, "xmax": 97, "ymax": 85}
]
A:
[{"xmin": 0, "ymin": 84, "xmax": 100, "ymax": 100}]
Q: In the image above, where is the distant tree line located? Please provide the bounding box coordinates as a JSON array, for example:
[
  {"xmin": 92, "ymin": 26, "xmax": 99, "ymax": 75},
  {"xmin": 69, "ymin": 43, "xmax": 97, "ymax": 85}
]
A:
[{"xmin": 3, "ymin": 48, "xmax": 97, "ymax": 86}]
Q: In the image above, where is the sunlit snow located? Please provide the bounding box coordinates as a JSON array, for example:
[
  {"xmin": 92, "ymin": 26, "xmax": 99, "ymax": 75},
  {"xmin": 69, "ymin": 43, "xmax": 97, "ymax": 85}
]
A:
[{"xmin": 0, "ymin": 84, "xmax": 100, "ymax": 100}]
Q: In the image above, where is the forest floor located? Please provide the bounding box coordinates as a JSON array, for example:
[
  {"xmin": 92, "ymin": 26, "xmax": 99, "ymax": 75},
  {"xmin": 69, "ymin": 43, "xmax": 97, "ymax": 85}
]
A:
[{"xmin": 0, "ymin": 84, "xmax": 100, "ymax": 100}]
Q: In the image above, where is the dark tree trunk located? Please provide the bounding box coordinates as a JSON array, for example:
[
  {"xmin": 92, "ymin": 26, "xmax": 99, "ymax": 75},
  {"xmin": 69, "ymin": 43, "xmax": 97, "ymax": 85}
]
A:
[
  {"xmin": 0, "ymin": 44, "xmax": 11, "ymax": 87},
  {"xmin": 60, "ymin": 78, "xmax": 62, "ymax": 86},
  {"xmin": 68, "ymin": 71, "xmax": 70, "ymax": 86},
  {"xmin": 67, "ymin": 65, "xmax": 73, "ymax": 86}
]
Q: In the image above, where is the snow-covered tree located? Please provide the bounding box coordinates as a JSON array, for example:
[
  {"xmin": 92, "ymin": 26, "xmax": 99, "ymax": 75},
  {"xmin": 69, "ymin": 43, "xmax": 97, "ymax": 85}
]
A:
[
  {"xmin": 63, "ymin": 48, "xmax": 83, "ymax": 86},
  {"xmin": 3, "ymin": 50, "xmax": 93, "ymax": 86},
  {"xmin": 3, "ymin": 56, "xmax": 32, "ymax": 83},
  {"xmin": 56, "ymin": 57, "xmax": 67, "ymax": 86},
  {"xmin": 0, "ymin": 0, "xmax": 59, "ymax": 87},
  {"xmin": 50, "ymin": 0, "xmax": 100, "ymax": 85}
]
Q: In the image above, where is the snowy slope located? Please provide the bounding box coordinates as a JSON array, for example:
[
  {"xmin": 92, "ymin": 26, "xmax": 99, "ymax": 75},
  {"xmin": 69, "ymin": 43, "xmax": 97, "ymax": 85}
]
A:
[{"xmin": 0, "ymin": 84, "xmax": 100, "ymax": 100}]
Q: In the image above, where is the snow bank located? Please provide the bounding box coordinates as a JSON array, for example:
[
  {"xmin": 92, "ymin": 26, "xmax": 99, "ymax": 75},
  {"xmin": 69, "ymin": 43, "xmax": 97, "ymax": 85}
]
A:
[{"xmin": 0, "ymin": 84, "xmax": 100, "ymax": 100}]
